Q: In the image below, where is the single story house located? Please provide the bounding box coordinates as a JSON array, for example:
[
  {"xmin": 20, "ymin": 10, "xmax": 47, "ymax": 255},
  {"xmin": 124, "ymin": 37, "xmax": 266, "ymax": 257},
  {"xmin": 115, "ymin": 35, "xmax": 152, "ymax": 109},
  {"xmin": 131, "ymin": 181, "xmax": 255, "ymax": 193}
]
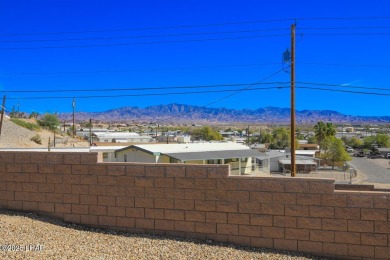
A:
[
  {"xmin": 115, "ymin": 142, "xmax": 263, "ymax": 175},
  {"xmin": 260, "ymin": 150, "xmax": 319, "ymax": 173},
  {"xmin": 93, "ymin": 132, "xmax": 154, "ymax": 143}
]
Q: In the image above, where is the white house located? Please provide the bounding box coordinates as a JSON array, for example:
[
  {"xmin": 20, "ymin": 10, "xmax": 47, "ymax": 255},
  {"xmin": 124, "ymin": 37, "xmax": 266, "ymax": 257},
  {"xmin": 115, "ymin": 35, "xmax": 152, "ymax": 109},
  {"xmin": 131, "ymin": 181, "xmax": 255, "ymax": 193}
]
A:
[
  {"xmin": 93, "ymin": 132, "xmax": 154, "ymax": 143},
  {"xmin": 115, "ymin": 142, "xmax": 263, "ymax": 175},
  {"xmin": 262, "ymin": 150, "xmax": 319, "ymax": 173}
]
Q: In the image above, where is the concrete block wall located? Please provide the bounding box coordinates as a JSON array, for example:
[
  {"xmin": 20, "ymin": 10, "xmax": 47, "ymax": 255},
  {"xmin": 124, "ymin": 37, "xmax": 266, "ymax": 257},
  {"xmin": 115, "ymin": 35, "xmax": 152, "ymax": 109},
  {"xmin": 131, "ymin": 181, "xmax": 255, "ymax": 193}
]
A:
[{"xmin": 0, "ymin": 151, "xmax": 389, "ymax": 259}]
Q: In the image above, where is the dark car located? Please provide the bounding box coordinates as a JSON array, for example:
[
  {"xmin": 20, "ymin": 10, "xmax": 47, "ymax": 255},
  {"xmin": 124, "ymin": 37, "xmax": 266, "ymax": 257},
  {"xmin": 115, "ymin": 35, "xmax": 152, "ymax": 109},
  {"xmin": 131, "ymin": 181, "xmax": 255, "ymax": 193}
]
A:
[
  {"xmin": 353, "ymin": 151, "xmax": 365, "ymax": 157},
  {"xmin": 367, "ymin": 154, "xmax": 385, "ymax": 159}
]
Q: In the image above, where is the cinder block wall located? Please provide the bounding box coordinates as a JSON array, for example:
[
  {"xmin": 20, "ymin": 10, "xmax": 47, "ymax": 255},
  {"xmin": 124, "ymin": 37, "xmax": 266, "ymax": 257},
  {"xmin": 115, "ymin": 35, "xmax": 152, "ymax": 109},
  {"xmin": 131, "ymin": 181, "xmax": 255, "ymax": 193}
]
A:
[{"xmin": 0, "ymin": 152, "xmax": 389, "ymax": 259}]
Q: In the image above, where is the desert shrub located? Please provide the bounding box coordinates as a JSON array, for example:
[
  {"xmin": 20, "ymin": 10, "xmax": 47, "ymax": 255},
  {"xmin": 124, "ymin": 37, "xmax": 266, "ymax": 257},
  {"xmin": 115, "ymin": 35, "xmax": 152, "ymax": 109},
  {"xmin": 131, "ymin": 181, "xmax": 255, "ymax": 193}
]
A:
[
  {"xmin": 30, "ymin": 134, "xmax": 42, "ymax": 144},
  {"xmin": 11, "ymin": 118, "xmax": 41, "ymax": 131}
]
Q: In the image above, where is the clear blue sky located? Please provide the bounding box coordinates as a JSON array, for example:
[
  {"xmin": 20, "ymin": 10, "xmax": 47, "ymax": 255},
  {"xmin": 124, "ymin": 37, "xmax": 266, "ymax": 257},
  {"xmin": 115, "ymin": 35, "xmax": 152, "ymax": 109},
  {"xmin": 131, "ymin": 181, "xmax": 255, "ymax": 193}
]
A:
[{"xmin": 0, "ymin": 0, "xmax": 389, "ymax": 117}]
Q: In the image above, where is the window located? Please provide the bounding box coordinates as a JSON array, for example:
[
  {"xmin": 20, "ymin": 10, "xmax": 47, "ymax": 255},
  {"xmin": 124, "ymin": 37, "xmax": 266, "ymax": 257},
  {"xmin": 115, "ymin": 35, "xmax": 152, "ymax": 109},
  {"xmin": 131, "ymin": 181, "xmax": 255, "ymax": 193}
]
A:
[{"xmin": 103, "ymin": 153, "xmax": 108, "ymax": 159}]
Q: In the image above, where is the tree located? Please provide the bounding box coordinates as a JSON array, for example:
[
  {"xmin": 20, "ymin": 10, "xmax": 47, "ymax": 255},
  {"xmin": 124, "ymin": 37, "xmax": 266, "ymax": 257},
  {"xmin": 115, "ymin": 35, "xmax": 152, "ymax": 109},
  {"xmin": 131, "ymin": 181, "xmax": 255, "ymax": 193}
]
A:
[
  {"xmin": 322, "ymin": 137, "xmax": 352, "ymax": 169},
  {"xmin": 269, "ymin": 127, "xmax": 289, "ymax": 149},
  {"xmin": 376, "ymin": 134, "xmax": 390, "ymax": 148},
  {"xmin": 363, "ymin": 134, "xmax": 390, "ymax": 149},
  {"xmin": 29, "ymin": 112, "xmax": 39, "ymax": 119},
  {"xmin": 314, "ymin": 121, "xmax": 336, "ymax": 154},
  {"xmin": 38, "ymin": 113, "xmax": 60, "ymax": 131},
  {"xmin": 191, "ymin": 126, "xmax": 223, "ymax": 141},
  {"xmin": 343, "ymin": 136, "xmax": 363, "ymax": 149}
]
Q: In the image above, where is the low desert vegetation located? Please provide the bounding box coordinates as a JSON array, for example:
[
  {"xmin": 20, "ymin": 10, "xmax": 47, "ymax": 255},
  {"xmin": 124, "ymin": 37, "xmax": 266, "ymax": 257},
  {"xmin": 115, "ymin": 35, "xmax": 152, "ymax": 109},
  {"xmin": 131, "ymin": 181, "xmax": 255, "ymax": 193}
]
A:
[{"xmin": 10, "ymin": 118, "xmax": 41, "ymax": 131}]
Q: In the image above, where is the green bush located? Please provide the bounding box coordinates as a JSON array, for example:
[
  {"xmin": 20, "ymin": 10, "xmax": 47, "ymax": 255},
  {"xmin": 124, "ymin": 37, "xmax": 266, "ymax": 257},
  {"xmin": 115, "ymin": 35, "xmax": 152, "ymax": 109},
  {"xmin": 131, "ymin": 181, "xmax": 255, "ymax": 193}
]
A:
[
  {"xmin": 30, "ymin": 134, "xmax": 42, "ymax": 144},
  {"xmin": 11, "ymin": 118, "xmax": 41, "ymax": 131}
]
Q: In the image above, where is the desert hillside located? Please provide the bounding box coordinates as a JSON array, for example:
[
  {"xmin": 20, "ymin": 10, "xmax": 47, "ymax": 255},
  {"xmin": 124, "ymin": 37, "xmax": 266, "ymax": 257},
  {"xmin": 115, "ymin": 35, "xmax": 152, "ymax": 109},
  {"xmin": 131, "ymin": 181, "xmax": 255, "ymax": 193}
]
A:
[{"xmin": 0, "ymin": 117, "xmax": 88, "ymax": 148}]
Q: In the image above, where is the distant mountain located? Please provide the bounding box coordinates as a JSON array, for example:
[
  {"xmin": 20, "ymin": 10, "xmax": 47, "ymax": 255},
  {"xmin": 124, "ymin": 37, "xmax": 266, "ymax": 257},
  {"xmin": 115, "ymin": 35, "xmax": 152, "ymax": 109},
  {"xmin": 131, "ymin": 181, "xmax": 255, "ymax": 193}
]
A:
[{"xmin": 59, "ymin": 103, "xmax": 390, "ymax": 124}]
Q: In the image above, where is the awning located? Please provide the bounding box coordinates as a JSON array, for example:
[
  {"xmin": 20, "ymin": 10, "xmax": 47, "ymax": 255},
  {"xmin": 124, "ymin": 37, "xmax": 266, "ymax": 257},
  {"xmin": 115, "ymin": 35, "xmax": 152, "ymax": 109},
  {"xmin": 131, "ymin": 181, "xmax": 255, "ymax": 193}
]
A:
[{"xmin": 164, "ymin": 149, "xmax": 263, "ymax": 161}]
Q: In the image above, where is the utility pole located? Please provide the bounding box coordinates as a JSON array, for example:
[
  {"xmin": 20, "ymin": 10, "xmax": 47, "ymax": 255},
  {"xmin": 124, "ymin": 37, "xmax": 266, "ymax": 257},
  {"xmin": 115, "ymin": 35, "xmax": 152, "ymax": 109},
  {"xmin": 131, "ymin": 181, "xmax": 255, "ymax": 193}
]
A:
[
  {"xmin": 72, "ymin": 99, "xmax": 76, "ymax": 139},
  {"xmin": 247, "ymin": 125, "xmax": 250, "ymax": 146},
  {"xmin": 89, "ymin": 118, "xmax": 92, "ymax": 146},
  {"xmin": 0, "ymin": 96, "xmax": 6, "ymax": 137},
  {"xmin": 290, "ymin": 23, "xmax": 296, "ymax": 177}
]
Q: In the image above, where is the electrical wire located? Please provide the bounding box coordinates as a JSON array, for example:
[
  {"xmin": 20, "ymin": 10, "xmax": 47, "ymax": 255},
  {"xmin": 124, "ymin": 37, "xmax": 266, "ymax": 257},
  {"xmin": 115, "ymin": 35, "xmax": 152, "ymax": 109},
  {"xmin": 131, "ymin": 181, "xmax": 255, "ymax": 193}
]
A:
[
  {"xmin": 0, "ymin": 19, "xmax": 294, "ymax": 37},
  {"xmin": 296, "ymin": 86, "xmax": 390, "ymax": 96},
  {"xmin": 298, "ymin": 26, "xmax": 390, "ymax": 30},
  {"xmin": 0, "ymin": 34, "xmax": 290, "ymax": 50},
  {"xmin": 300, "ymin": 33, "xmax": 390, "ymax": 36},
  {"xmin": 2, "ymin": 16, "xmax": 390, "ymax": 37},
  {"xmin": 296, "ymin": 82, "xmax": 390, "ymax": 91},
  {"xmin": 298, "ymin": 62, "xmax": 390, "ymax": 68},
  {"xmin": 0, "ymin": 28, "xmax": 289, "ymax": 43},
  {"xmin": 5, "ymin": 86, "xmax": 290, "ymax": 100},
  {"xmin": 1, "ymin": 82, "xmax": 289, "ymax": 93},
  {"xmin": 203, "ymin": 68, "xmax": 287, "ymax": 107},
  {"xmin": 2, "ymin": 61, "xmax": 390, "ymax": 76},
  {"xmin": 0, "ymin": 63, "xmax": 281, "ymax": 76}
]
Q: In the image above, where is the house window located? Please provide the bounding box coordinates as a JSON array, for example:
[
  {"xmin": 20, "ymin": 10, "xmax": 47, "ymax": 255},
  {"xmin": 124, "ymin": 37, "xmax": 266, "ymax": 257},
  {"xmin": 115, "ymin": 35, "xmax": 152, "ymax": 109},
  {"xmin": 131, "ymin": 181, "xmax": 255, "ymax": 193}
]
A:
[
  {"xmin": 103, "ymin": 153, "xmax": 108, "ymax": 159},
  {"xmin": 241, "ymin": 158, "xmax": 248, "ymax": 162},
  {"xmin": 207, "ymin": 159, "xmax": 221, "ymax": 164}
]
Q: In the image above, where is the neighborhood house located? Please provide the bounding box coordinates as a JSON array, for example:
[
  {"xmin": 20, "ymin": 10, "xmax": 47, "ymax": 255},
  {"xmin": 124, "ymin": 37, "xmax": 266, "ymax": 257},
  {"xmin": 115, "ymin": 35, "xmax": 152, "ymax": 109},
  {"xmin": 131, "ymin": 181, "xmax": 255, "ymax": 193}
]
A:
[{"xmin": 115, "ymin": 143, "xmax": 263, "ymax": 175}]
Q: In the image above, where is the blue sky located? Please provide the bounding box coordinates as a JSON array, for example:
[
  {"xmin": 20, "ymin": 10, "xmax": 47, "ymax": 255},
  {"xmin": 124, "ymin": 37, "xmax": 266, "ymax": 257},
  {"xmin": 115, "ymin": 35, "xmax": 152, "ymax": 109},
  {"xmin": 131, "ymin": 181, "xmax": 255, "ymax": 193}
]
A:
[{"xmin": 0, "ymin": 0, "xmax": 389, "ymax": 117}]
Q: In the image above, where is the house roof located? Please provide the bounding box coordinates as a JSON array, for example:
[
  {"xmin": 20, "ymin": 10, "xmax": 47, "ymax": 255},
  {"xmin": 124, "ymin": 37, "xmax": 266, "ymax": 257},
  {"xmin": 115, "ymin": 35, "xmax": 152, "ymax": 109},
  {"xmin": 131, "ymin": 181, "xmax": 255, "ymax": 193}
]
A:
[
  {"xmin": 93, "ymin": 132, "xmax": 141, "ymax": 139},
  {"xmin": 295, "ymin": 150, "xmax": 317, "ymax": 155},
  {"xmin": 165, "ymin": 149, "xmax": 263, "ymax": 161},
  {"xmin": 115, "ymin": 142, "xmax": 261, "ymax": 161},
  {"xmin": 279, "ymin": 159, "xmax": 317, "ymax": 165},
  {"xmin": 118, "ymin": 142, "xmax": 250, "ymax": 154}
]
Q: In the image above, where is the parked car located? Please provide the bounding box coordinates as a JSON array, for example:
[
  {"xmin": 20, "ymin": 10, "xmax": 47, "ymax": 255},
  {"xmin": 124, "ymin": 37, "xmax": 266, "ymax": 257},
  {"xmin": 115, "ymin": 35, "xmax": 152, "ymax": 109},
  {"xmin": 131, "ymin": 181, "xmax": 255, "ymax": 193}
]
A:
[
  {"xmin": 386, "ymin": 153, "xmax": 390, "ymax": 159},
  {"xmin": 367, "ymin": 154, "xmax": 385, "ymax": 159},
  {"xmin": 353, "ymin": 151, "xmax": 365, "ymax": 157}
]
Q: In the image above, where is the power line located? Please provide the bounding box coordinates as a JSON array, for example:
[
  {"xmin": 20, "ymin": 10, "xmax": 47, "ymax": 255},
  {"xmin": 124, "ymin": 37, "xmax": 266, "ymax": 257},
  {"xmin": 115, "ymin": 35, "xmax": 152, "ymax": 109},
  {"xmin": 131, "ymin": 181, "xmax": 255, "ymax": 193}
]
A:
[
  {"xmin": 203, "ymin": 68, "xmax": 287, "ymax": 107},
  {"xmin": 2, "ymin": 16, "xmax": 390, "ymax": 37},
  {"xmin": 298, "ymin": 62, "xmax": 390, "ymax": 68},
  {"xmin": 0, "ymin": 63, "xmax": 282, "ymax": 75},
  {"xmin": 296, "ymin": 86, "xmax": 390, "ymax": 96},
  {"xmin": 0, "ymin": 34, "xmax": 289, "ymax": 50},
  {"xmin": 2, "ymin": 61, "xmax": 390, "ymax": 76},
  {"xmin": 298, "ymin": 26, "xmax": 390, "ymax": 30},
  {"xmin": 297, "ymin": 81, "xmax": 390, "ymax": 91},
  {"xmin": 6, "ymin": 85, "xmax": 290, "ymax": 100},
  {"xmin": 301, "ymin": 33, "xmax": 390, "ymax": 36},
  {"xmin": 1, "ymin": 82, "xmax": 289, "ymax": 93},
  {"xmin": 0, "ymin": 28, "xmax": 289, "ymax": 43},
  {"xmin": 297, "ymin": 16, "xmax": 390, "ymax": 21},
  {"xmin": 0, "ymin": 19, "xmax": 294, "ymax": 37}
]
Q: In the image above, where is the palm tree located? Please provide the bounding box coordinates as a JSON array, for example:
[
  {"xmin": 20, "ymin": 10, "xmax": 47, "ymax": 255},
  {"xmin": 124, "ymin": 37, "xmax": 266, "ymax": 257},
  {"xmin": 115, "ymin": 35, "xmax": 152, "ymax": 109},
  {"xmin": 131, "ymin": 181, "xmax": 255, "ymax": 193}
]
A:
[{"xmin": 314, "ymin": 121, "xmax": 336, "ymax": 155}]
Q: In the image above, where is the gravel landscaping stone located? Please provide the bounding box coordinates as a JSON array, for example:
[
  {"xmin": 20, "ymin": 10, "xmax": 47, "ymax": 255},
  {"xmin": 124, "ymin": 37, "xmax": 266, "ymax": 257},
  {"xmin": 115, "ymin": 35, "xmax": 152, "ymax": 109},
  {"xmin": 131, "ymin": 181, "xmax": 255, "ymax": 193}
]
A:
[{"xmin": 0, "ymin": 210, "xmax": 332, "ymax": 259}]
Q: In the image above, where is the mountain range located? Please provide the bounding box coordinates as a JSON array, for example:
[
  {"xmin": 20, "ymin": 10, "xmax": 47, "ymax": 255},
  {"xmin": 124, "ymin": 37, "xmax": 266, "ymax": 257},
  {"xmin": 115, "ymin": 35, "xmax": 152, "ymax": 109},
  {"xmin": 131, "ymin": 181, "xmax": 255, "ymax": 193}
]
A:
[{"xmin": 59, "ymin": 103, "xmax": 390, "ymax": 124}]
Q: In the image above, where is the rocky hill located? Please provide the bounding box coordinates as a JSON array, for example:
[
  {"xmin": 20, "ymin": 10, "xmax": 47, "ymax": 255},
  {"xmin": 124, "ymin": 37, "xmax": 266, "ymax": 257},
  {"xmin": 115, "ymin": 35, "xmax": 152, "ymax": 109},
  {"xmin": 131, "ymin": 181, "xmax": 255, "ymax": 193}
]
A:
[
  {"xmin": 59, "ymin": 103, "xmax": 390, "ymax": 124},
  {"xmin": 0, "ymin": 118, "xmax": 87, "ymax": 148}
]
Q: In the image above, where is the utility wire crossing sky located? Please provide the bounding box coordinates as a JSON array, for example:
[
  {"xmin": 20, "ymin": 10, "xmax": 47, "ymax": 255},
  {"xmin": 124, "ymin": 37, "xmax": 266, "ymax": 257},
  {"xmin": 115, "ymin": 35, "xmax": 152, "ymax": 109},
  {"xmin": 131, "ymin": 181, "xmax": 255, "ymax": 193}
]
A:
[{"xmin": 0, "ymin": 1, "xmax": 389, "ymax": 116}]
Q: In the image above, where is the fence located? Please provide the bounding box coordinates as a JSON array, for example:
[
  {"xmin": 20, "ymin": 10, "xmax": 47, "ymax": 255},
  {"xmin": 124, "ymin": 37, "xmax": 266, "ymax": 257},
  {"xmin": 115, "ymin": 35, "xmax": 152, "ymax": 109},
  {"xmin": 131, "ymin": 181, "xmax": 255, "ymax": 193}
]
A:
[{"xmin": 0, "ymin": 151, "xmax": 389, "ymax": 259}]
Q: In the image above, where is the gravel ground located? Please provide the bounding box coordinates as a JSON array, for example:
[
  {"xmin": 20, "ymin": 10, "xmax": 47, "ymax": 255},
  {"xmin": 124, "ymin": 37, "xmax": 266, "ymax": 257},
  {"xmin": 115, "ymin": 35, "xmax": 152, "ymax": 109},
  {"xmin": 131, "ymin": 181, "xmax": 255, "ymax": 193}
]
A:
[
  {"xmin": 0, "ymin": 118, "xmax": 88, "ymax": 148},
  {"xmin": 0, "ymin": 210, "xmax": 332, "ymax": 260}
]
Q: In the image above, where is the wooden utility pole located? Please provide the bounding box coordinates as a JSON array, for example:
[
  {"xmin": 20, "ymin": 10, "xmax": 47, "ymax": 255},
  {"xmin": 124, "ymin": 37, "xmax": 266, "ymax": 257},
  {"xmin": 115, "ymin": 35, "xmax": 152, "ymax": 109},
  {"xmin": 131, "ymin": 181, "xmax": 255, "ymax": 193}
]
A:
[
  {"xmin": 89, "ymin": 118, "xmax": 92, "ymax": 146},
  {"xmin": 72, "ymin": 99, "xmax": 76, "ymax": 138},
  {"xmin": 0, "ymin": 96, "xmax": 5, "ymax": 136},
  {"xmin": 0, "ymin": 96, "xmax": 6, "ymax": 137},
  {"xmin": 290, "ymin": 23, "xmax": 296, "ymax": 177}
]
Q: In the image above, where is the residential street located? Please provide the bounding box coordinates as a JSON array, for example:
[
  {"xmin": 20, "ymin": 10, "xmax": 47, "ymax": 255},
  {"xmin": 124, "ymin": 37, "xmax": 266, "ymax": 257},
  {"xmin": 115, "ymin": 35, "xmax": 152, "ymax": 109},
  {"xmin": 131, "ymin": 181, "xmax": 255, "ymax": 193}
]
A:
[{"xmin": 348, "ymin": 157, "xmax": 390, "ymax": 187}]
